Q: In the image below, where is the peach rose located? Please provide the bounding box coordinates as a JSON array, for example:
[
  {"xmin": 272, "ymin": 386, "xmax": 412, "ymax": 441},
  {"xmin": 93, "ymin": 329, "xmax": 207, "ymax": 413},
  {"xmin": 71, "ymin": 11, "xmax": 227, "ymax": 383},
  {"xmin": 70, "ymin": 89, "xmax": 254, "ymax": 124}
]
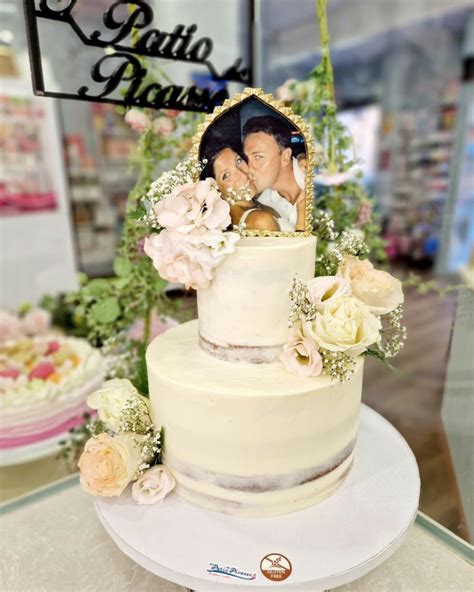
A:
[
  {"xmin": 281, "ymin": 323, "xmax": 323, "ymax": 377},
  {"xmin": 132, "ymin": 465, "xmax": 176, "ymax": 505},
  {"xmin": 307, "ymin": 276, "xmax": 351, "ymax": 309},
  {"xmin": 124, "ymin": 108, "xmax": 151, "ymax": 133},
  {"xmin": 78, "ymin": 433, "xmax": 142, "ymax": 497},
  {"xmin": 305, "ymin": 296, "xmax": 382, "ymax": 356},
  {"xmin": 338, "ymin": 255, "xmax": 404, "ymax": 315}
]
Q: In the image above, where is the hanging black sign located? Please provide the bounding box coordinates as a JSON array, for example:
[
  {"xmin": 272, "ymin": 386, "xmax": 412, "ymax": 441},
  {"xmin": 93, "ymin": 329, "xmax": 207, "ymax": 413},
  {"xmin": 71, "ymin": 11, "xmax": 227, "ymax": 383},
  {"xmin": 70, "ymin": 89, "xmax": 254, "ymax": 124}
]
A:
[{"xmin": 23, "ymin": 0, "xmax": 252, "ymax": 113}]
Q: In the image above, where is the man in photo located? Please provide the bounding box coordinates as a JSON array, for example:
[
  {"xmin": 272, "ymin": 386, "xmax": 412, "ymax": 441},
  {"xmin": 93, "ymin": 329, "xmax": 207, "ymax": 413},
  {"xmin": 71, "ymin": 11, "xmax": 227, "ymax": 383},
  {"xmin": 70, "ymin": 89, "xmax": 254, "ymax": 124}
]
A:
[{"xmin": 242, "ymin": 116, "xmax": 306, "ymax": 231}]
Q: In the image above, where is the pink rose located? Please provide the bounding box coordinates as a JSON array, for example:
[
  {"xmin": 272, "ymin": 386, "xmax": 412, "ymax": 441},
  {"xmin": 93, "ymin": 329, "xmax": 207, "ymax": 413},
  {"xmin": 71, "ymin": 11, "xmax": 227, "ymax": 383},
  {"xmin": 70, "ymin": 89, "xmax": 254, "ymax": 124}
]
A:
[
  {"xmin": 132, "ymin": 465, "xmax": 176, "ymax": 505},
  {"xmin": 22, "ymin": 308, "xmax": 51, "ymax": 336},
  {"xmin": 0, "ymin": 310, "xmax": 23, "ymax": 343},
  {"xmin": 125, "ymin": 108, "xmax": 151, "ymax": 133},
  {"xmin": 307, "ymin": 276, "xmax": 351, "ymax": 309},
  {"xmin": 78, "ymin": 433, "xmax": 142, "ymax": 497},
  {"xmin": 281, "ymin": 323, "xmax": 323, "ymax": 377},
  {"xmin": 154, "ymin": 179, "xmax": 230, "ymax": 235},
  {"xmin": 144, "ymin": 230, "xmax": 215, "ymax": 290},
  {"xmin": 128, "ymin": 313, "xmax": 179, "ymax": 343},
  {"xmin": 153, "ymin": 116, "xmax": 174, "ymax": 137}
]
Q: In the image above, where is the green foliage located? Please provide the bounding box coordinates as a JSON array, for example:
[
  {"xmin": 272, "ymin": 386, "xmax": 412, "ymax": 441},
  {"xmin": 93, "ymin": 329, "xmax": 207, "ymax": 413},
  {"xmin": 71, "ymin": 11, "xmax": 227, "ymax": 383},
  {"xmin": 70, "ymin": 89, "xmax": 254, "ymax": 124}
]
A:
[
  {"xmin": 57, "ymin": 413, "xmax": 107, "ymax": 469},
  {"xmin": 288, "ymin": 0, "xmax": 387, "ymax": 273}
]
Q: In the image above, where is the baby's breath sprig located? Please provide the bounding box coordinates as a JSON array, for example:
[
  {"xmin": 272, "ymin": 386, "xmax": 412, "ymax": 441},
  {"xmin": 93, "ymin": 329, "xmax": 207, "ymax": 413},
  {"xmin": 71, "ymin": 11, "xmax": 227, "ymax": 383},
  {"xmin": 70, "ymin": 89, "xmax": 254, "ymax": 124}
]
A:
[
  {"xmin": 101, "ymin": 333, "xmax": 139, "ymax": 380},
  {"xmin": 136, "ymin": 428, "xmax": 162, "ymax": 475},
  {"xmin": 318, "ymin": 228, "xmax": 370, "ymax": 275},
  {"xmin": 320, "ymin": 349, "xmax": 356, "ymax": 382},
  {"xmin": 313, "ymin": 209, "xmax": 338, "ymax": 241},
  {"xmin": 118, "ymin": 392, "xmax": 154, "ymax": 436},
  {"xmin": 338, "ymin": 229, "xmax": 370, "ymax": 257},
  {"xmin": 288, "ymin": 275, "xmax": 318, "ymax": 327},
  {"xmin": 222, "ymin": 186, "xmax": 254, "ymax": 205},
  {"xmin": 378, "ymin": 305, "xmax": 407, "ymax": 358},
  {"xmin": 142, "ymin": 159, "xmax": 204, "ymax": 227}
]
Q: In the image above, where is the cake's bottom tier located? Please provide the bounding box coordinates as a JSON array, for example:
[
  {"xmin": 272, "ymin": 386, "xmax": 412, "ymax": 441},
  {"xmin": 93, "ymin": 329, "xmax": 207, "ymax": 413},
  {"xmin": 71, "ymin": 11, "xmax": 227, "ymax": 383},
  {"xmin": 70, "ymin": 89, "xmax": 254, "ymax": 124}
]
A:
[
  {"xmin": 147, "ymin": 320, "xmax": 364, "ymax": 517},
  {"xmin": 168, "ymin": 444, "xmax": 355, "ymax": 517}
]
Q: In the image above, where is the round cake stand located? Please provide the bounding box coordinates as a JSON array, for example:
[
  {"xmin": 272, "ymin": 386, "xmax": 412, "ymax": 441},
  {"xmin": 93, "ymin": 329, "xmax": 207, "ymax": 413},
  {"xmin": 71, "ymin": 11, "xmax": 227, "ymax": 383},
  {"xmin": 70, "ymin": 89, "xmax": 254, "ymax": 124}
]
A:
[{"xmin": 95, "ymin": 405, "xmax": 420, "ymax": 591}]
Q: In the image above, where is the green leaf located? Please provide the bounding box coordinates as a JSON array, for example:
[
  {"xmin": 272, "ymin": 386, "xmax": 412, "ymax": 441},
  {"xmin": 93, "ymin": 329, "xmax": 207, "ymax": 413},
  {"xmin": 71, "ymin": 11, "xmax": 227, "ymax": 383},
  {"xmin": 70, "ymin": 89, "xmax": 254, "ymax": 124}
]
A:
[
  {"xmin": 91, "ymin": 297, "xmax": 121, "ymax": 324},
  {"xmin": 114, "ymin": 276, "xmax": 131, "ymax": 290},
  {"xmin": 134, "ymin": 342, "xmax": 149, "ymax": 395},
  {"xmin": 86, "ymin": 278, "xmax": 110, "ymax": 297},
  {"xmin": 113, "ymin": 257, "xmax": 133, "ymax": 277},
  {"xmin": 154, "ymin": 276, "xmax": 167, "ymax": 292},
  {"xmin": 77, "ymin": 272, "xmax": 89, "ymax": 286}
]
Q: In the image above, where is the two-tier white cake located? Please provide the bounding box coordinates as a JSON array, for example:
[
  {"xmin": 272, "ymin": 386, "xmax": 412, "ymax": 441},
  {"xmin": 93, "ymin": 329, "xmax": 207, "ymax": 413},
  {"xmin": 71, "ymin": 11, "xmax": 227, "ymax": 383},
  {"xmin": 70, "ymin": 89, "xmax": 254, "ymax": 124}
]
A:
[{"xmin": 147, "ymin": 237, "xmax": 364, "ymax": 517}]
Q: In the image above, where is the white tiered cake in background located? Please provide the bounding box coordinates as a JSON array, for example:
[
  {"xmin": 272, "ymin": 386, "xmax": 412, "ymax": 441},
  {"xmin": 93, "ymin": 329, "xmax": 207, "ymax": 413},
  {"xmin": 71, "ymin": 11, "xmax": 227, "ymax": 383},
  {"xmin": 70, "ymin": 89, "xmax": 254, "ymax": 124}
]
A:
[{"xmin": 147, "ymin": 236, "xmax": 365, "ymax": 517}]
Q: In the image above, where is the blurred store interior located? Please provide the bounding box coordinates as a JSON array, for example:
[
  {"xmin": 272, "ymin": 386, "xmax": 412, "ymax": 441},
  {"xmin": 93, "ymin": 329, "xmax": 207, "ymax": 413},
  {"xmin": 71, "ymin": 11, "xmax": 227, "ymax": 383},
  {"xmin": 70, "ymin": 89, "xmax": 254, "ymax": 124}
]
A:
[{"xmin": 0, "ymin": 0, "xmax": 473, "ymax": 545}]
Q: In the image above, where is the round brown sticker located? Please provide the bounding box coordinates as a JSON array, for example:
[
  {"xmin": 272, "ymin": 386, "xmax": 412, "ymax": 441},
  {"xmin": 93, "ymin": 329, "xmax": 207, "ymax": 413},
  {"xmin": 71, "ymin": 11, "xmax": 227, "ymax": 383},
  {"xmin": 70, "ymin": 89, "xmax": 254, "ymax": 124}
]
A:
[{"xmin": 260, "ymin": 553, "xmax": 292, "ymax": 582}]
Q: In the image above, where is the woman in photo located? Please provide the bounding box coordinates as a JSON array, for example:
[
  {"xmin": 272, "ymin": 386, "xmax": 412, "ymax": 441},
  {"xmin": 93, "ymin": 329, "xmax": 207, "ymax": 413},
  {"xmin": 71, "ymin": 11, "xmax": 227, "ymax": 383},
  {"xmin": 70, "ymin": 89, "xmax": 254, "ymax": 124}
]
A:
[{"xmin": 201, "ymin": 142, "xmax": 281, "ymax": 231}]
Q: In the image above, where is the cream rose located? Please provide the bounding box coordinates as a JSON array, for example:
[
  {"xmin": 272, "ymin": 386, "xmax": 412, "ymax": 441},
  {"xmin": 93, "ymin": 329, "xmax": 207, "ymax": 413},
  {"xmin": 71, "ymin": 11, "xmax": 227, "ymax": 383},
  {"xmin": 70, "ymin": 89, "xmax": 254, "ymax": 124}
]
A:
[
  {"xmin": 78, "ymin": 433, "xmax": 142, "ymax": 497},
  {"xmin": 305, "ymin": 296, "xmax": 382, "ymax": 356},
  {"xmin": 307, "ymin": 276, "xmax": 351, "ymax": 309},
  {"xmin": 338, "ymin": 255, "xmax": 404, "ymax": 315},
  {"xmin": 87, "ymin": 378, "xmax": 150, "ymax": 432},
  {"xmin": 281, "ymin": 323, "xmax": 323, "ymax": 377},
  {"xmin": 132, "ymin": 465, "xmax": 176, "ymax": 505}
]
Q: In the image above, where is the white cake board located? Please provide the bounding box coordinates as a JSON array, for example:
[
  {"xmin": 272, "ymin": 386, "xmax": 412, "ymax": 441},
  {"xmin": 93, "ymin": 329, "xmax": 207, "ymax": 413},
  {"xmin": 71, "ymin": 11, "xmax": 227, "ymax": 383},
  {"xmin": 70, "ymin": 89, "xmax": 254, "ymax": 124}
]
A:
[{"xmin": 95, "ymin": 405, "xmax": 420, "ymax": 591}]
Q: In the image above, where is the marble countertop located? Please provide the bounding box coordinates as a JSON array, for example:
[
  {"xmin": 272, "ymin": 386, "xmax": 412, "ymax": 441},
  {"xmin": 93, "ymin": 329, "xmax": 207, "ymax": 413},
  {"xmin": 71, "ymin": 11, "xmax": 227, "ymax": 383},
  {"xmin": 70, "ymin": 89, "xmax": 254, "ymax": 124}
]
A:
[{"xmin": 1, "ymin": 479, "xmax": 472, "ymax": 592}]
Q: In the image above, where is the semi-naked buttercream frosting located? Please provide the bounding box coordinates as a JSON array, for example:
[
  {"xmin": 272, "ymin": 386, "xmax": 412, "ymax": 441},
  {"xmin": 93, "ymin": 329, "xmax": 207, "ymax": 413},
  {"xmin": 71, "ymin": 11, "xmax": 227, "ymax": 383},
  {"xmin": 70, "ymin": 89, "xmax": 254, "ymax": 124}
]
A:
[
  {"xmin": 147, "ymin": 320, "xmax": 363, "ymax": 517},
  {"xmin": 197, "ymin": 236, "xmax": 317, "ymax": 363}
]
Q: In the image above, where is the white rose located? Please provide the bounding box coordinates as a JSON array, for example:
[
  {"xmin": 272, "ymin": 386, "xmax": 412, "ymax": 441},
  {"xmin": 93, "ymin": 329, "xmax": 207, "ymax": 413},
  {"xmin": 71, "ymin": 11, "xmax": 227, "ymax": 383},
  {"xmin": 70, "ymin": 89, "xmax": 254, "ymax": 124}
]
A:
[
  {"xmin": 132, "ymin": 465, "xmax": 176, "ymax": 505},
  {"xmin": 87, "ymin": 378, "xmax": 151, "ymax": 432},
  {"xmin": 307, "ymin": 276, "xmax": 351, "ymax": 309},
  {"xmin": 338, "ymin": 255, "xmax": 404, "ymax": 315},
  {"xmin": 305, "ymin": 296, "xmax": 382, "ymax": 356}
]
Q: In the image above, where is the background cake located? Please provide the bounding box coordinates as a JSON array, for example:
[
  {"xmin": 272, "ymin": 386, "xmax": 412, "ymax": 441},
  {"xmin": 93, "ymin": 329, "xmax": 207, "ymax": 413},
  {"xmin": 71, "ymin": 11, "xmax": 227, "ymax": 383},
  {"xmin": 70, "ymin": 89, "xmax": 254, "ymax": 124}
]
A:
[
  {"xmin": 0, "ymin": 336, "xmax": 104, "ymax": 453},
  {"xmin": 147, "ymin": 236, "xmax": 364, "ymax": 517}
]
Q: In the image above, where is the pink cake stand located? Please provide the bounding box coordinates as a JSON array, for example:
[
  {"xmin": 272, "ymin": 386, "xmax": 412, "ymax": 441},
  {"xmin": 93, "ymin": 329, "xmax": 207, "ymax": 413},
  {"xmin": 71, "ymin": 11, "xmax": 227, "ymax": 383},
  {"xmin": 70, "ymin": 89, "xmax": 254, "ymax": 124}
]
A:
[{"xmin": 95, "ymin": 404, "xmax": 420, "ymax": 591}]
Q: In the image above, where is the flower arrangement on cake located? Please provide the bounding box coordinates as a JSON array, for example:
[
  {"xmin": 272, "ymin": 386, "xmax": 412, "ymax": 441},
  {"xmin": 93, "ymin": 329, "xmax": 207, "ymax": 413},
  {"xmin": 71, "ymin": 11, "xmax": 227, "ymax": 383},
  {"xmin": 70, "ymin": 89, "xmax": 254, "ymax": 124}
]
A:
[{"xmin": 77, "ymin": 378, "xmax": 175, "ymax": 505}]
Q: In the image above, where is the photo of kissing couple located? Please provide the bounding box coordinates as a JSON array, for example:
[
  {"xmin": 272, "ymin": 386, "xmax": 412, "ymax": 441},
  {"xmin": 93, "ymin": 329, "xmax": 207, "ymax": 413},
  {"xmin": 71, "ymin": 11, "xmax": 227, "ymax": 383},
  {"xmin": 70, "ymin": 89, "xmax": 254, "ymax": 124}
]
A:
[{"xmin": 199, "ymin": 97, "xmax": 308, "ymax": 233}]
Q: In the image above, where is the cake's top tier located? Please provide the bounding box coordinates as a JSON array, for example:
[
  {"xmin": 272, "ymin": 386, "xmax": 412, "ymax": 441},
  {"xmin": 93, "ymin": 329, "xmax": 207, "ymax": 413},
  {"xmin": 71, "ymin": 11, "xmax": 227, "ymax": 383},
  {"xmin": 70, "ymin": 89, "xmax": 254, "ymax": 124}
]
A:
[{"xmin": 197, "ymin": 235, "xmax": 316, "ymax": 363}]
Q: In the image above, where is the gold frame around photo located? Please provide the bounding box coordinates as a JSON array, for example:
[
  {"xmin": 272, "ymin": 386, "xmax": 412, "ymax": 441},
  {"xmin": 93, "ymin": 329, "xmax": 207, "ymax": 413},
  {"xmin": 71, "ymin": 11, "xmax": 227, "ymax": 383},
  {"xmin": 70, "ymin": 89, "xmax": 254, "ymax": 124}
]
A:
[{"xmin": 190, "ymin": 87, "xmax": 315, "ymax": 237}]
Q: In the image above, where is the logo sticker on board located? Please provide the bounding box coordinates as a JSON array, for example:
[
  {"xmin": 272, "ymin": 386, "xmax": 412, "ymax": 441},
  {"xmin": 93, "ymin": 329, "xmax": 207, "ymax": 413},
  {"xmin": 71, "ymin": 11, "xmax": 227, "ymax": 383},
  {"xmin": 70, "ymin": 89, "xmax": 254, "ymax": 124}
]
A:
[{"xmin": 260, "ymin": 553, "xmax": 293, "ymax": 582}]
